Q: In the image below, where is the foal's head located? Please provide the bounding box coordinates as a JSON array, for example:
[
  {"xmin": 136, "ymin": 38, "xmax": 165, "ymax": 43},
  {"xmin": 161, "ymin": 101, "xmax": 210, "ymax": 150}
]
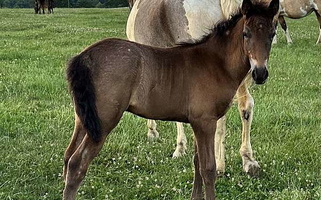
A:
[{"xmin": 241, "ymin": 0, "xmax": 279, "ymax": 84}]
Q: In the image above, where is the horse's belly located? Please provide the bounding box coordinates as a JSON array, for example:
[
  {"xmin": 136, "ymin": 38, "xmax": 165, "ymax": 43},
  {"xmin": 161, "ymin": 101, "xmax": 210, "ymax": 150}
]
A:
[{"xmin": 280, "ymin": 0, "xmax": 314, "ymax": 18}]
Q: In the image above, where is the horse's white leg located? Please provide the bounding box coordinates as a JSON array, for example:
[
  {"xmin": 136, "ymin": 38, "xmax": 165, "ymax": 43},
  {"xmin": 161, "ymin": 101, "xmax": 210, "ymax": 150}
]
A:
[
  {"xmin": 237, "ymin": 81, "xmax": 260, "ymax": 177},
  {"xmin": 315, "ymin": 11, "xmax": 321, "ymax": 44},
  {"xmin": 215, "ymin": 116, "xmax": 226, "ymax": 175},
  {"xmin": 279, "ymin": 16, "xmax": 293, "ymax": 44},
  {"xmin": 284, "ymin": 28, "xmax": 293, "ymax": 43},
  {"xmin": 172, "ymin": 122, "xmax": 187, "ymax": 157},
  {"xmin": 317, "ymin": 27, "xmax": 321, "ymax": 44},
  {"xmin": 147, "ymin": 119, "xmax": 159, "ymax": 139},
  {"xmin": 272, "ymin": 26, "xmax": 278, "ymax": 44}
]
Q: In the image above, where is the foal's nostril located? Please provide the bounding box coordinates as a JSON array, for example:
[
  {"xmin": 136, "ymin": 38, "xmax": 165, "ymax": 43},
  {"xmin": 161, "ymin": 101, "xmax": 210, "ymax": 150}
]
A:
[{"xmin": 252, "ymin": 67, "xmax": 268, "ymax": 84}]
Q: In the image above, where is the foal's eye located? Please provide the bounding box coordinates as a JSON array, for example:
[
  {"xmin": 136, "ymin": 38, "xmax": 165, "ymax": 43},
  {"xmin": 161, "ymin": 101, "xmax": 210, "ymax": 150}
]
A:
[{"xmin": 243, "ymin": 31, "xmax": 251, "ymax": 39}]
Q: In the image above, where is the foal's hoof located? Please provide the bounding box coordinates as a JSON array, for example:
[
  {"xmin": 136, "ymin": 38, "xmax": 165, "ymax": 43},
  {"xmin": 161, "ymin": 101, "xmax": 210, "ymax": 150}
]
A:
[
  {"xmin": 243, "ymin": 160, "xmax": 261, "ymax": 177},
  {"xmin": 147, "ymin": 129, "xmax": 159, "ymax": 140}
]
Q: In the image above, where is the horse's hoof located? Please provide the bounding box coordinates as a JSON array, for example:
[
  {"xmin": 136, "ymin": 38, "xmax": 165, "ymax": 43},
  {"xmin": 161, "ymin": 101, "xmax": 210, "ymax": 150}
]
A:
[
  {"xmin": 243, "ymin": 160, "xmax": 261, "ymax": 177},
  {"xmin": 147, "ymin": 129, "xmax": 159, "ymax": 140},
  {"xmin": 216, "ymin": 161, "xmax": 225, "ymax": 176},
  {"xmin": 172, "ymin": 148, "xmax": 186, "ymax": 158},
  {"xmin": 216, "ymin": 170, "xmax": 225, "ymax": 177}
]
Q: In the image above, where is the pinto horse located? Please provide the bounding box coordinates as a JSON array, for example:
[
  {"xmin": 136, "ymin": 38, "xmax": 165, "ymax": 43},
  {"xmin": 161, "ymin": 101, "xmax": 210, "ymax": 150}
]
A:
[
  {"xmin": 63, "ymin": 0, "xmax": 279, "ymax": 199},
  {"xmin": 126, "ymin": 0, "xmax": 266, "ymax": 176},
  {"xmin": 275, "ymin": 0, "xmax": 321, "ymax": 44}
]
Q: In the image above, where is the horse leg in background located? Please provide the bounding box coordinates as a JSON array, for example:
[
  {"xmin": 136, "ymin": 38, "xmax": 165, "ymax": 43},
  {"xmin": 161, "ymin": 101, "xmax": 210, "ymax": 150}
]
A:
[
  {"xmin": 172, "ymin": 122, "xmax": 187, "ymax": 158},
  {"xmin": 63, "ymin": 115, "xmax": 86, "ymax": 181},
  {"xmin": 236, "ymin": 81, "xmax": 261, "ymax": 177},
  {"xmin": 191, "ymin": 140, "xmax": 203, "ymax": 200},
  {"xmin": 214, "ymin": 115, "xmax": 226, "ymax": 175},
  {"xmin": 147, "ymin": 120, "xmax": 187, "ymax": 158},
  {"xmin": 147, "ymin": 119, "xmax": 159, "ymax": 139},
  {"xmin": 191, "ymin": 119, "xmax": 217, "ymax": 200},
  {"xmin": 278, "ymin": 16, "xmax": 293, "ymax": 44},
  {"xmin": 315, "ymin": 11, "xmax": 321, "ymax": 44}
]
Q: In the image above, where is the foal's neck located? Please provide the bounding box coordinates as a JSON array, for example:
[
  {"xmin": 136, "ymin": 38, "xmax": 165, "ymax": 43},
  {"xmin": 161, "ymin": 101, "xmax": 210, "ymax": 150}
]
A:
[{"xmin": 211, "ymin": 17, "xmax": 250, "ymax": 86}]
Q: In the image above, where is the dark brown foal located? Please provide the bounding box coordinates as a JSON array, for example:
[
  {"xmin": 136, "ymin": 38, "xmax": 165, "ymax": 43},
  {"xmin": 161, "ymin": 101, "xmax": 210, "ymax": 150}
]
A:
[{"xmin": 63, "ymin": 0, "xmax": 279, "ymax": 199}]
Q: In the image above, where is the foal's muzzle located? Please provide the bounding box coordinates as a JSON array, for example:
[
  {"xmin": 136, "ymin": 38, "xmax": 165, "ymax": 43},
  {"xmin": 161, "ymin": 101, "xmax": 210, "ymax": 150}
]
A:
[{"xmin": 252, "ymin": 67, "xmax": 269, "ymax": 84}]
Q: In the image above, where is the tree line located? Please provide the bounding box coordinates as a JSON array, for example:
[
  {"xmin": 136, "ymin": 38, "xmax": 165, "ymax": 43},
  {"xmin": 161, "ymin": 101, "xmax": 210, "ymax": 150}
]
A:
[{"xmin": 0, "ymin": 0, "xmax": 129, "ymax": 8}]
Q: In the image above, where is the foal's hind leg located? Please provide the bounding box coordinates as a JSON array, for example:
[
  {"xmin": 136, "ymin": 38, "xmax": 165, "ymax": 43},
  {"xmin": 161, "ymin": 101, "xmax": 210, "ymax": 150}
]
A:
[
  {"xmin": 236, "ymin": 81, "xmax": 260, "ymax": 177},
  {"xmin": 63, "ymin": 112, "xmax": 122, "ymax": 200},
  {"xmin": 63, "ymin": 115, "xmax": 86, "ymax": 181},
  {"xmin": 63, "ymin": 135, "xmax": 107, "ymax": 200},
  {"xmin": 315, "ymin": 11, "xmax": 321, "ymax": 44}
]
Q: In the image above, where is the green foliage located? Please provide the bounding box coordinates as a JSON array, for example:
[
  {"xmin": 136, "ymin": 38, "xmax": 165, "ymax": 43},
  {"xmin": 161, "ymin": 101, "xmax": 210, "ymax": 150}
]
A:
[
  {"xmin": 76, "ymin": 0, "xmax": 99, "ymax": 8},
  {"xmin": 0, "ymin": 8, "xmax": 320, "ymax": 200},
  {"xmin": 1, "ymin": 0, "xmax": 128, "ymax": 8}
]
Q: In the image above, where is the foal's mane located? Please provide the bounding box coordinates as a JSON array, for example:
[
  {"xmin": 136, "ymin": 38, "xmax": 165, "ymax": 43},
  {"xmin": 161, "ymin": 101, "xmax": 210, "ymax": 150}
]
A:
[{"xmin": 207, "ymin": 11, "xmax": 243, "ymax": 38}]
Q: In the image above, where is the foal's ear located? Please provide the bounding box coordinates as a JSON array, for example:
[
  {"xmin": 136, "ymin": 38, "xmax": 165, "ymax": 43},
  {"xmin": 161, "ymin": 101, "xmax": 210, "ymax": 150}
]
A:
[
  {"xmin": 241, "ymin": 0, "xmax": 253, "ymax": 16},
  {"xmin": 268, "ymin": 0, "xmax": 280, "ymax": 16}
]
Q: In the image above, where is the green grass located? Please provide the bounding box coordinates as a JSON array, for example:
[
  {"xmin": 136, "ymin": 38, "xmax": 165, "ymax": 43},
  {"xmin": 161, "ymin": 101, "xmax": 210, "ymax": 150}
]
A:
[{"xmin": 0, "ymin": 8, "xmax": 320, "ymax": 200}]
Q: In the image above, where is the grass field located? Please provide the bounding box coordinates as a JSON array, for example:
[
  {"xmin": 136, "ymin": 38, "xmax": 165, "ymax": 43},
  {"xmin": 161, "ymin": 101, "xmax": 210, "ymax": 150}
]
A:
[{"xmin": 0, "ymin": 8, "xmax": 320, "ymax": 200}]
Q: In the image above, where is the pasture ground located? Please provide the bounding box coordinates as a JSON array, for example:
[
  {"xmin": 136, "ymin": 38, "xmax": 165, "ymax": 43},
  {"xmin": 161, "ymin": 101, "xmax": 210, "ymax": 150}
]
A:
[{"xmin": 0, "ymin": 8, "xmax": 320, "ymax": 200}]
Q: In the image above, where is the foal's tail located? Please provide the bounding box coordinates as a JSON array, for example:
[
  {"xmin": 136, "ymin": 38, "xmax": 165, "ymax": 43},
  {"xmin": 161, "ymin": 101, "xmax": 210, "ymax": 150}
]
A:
[{"xmin": 66, "ymin": 54, "xmax": 101, "ymax": 143}]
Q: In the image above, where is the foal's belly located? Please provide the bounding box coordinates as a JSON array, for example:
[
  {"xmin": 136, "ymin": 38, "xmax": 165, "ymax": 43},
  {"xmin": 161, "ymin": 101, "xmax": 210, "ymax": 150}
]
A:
[{"xmin": 127, "ymin": 93, "xmax": 189, "ymax": 123}]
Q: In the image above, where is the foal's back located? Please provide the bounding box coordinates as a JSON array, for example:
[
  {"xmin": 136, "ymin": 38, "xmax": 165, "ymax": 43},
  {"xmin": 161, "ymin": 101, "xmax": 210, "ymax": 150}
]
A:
[
  {"xmin": 79, "ymin": 38, "xmax": 192, "ymax": 119},
  {"xmin": 78, "ymin": 38, "xmax": 233, "ymax": 122}
]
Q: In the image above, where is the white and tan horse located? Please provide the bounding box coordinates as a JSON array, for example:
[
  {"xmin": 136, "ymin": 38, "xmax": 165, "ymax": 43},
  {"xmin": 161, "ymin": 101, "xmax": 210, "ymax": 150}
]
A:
[
  {"xmin": 276, "ymin": 0, "xmax": 321, "ymax": 44},
  {"xmin": 126, "ymin": 0, "xmax": 273, "ymax": 176}
]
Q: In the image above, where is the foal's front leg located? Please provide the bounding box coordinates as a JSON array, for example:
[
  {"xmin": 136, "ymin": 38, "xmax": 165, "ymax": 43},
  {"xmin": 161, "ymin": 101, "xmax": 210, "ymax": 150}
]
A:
[
  {"xmin": 191, "ymin": 140, "xmax": 203, "ymax": 200},
  {"xmin": 191, "ymin": 119, "xmax": 217, "ymax": 200},
  {"xmin": 236, "ymin": 81, "xmax": 260, "ymax": 177}
]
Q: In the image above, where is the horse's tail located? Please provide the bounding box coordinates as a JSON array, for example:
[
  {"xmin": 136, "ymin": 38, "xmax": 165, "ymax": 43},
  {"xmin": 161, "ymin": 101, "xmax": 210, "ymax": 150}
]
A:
[{"xmin": 66, "ymin": 54, "xmax": 101, "ymax": 143}]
